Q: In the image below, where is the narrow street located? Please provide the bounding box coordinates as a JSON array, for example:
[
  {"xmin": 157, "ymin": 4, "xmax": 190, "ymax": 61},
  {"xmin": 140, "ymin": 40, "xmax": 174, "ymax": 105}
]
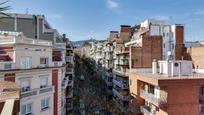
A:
[{"xmin": 73, "ymin": 55, "xmax": 121, "ymax": 115}]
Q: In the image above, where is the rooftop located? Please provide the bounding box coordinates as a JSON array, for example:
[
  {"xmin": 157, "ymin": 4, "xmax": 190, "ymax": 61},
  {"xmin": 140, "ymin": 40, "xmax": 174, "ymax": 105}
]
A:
[
  {"xmin": 132, "ymin": 71, "xmax": 204, "ymax": 80},
  {"xmin": 0, "ymin": 31, "xmax": 52, "ymax": 46},
  {"xmin": 0, "ymin": 81, "xmax": 20, "ymax": 102}
]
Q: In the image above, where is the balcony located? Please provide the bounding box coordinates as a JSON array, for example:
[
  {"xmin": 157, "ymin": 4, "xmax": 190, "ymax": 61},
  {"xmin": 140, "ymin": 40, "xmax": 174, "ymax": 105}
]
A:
[
  {"xmin": 140, "ymin": 106, "xmax": 156, "ymax": 115},
  {"xmin": 62, "ymin": 77, "xmax": 69, "ymax": 89},
  {"xmin": 112, "ymin": 79, "xmax": 128, "ymax": 89},
  {"xmin": 114, "ymin": 69, "xmax": 129, "ymax": 77},
  {"xmin": 52, "ymin": 61, "xmax": 64, "ymax": 67},
  {"xmin": 0, "ymin": 62, "xmax": 15, "ymax": 70},
  {"xmin": 66, "ymin": 56, "xmax": 73, "ymax": 63},
  {"xmin": 54, "ymin": 43, "xmax": 66, "ymax": 50},
  {"xmin": 140, "ymin": 89, "xmax": 167, "ymax": 107},
  {"xmin": 66, "ymin": 68, "xmax": 73, "ymax": 74},
  {"xmin": 66, "ymin": 101, "xmax": 73, "ymax": 111},
  {"xmin": 112, "ymin": 88, "xmax": 129, "ymax": 101},
  {"xmin": 21, "ymin": 86, "xmax": 54, "ymax": 98},
  {"xmin": 67, "ymin": 91, "xmax": 73, "ymax": 98},
  {"xmin": 0, "ymin": 32, "xmax": 52, "ymax": 46}
]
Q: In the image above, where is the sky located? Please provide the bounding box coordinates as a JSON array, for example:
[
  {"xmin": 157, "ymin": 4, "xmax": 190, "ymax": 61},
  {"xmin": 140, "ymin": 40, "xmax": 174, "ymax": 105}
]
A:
[{"xmin": 4, "ymin": 0, "xmax": 204, "ymax": 41}]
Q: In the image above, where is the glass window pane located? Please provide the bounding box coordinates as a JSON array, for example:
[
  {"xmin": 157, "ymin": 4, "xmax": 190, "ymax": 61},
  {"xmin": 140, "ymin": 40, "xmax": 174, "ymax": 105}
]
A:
[
  {"xmin": 27, "ymin": 104, "xmax": 32, "ymax": 113},
  {"xmin": 21, "ymin": 105, "xmax": 26, "ymax": 114}
]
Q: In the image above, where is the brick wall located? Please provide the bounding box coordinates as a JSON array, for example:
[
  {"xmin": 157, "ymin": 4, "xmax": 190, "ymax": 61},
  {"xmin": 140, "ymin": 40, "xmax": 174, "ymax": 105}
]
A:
[
  {"xmin": 175, "ymin": 26, "xmax": 185, "ymax": 60},
  {"xmin": 186, "ymin": 46, "xmax": 204, "ymax": 69},
  {"xmin": 130, "ymin": 36, "xmax": 162, "ymax": 68}
]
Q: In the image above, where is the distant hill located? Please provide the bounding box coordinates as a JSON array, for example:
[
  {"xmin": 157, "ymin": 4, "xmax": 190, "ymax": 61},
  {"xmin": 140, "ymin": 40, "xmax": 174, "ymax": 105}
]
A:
[{"xmin": 71, "ymin": 39, "xmax": 105, "ymax": 48}]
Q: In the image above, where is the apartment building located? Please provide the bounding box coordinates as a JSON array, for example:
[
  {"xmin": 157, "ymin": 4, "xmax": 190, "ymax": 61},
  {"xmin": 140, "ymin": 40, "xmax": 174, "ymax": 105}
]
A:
[
  {"xmin": 90, "ymin": 42, "xmax": 106, "ymax": 76},
  {"xmin": 104, "ymin": 42, "xmax": 115, "ymax": 97},
  {"xmin": 0, "ymin": 81, "xmax": 20, "ymax": 115},
  {"xmin": 111, "ymin": 25, "xmax": 133, "ymax": 112},
  {"xmin": 0, "ymin": 32, "xmax": 65, "ymax": 115},
  {"xmin": 129, "ymin": 60, "xmax": 204, "ymax": 115},
  {"xmin": 0, "ymin": 13, "xmax": 61, "ymax": 43},
  {"xmin": 0, "ymin": 13, "xmax": 73, "ymax": 115},
  {"xmin": 125, "ymin": 19, "xmax": 186, "ymax": 115},
  {"xmin": 62, "ymin": 35, "xmax": 75, "ymax": 113}
]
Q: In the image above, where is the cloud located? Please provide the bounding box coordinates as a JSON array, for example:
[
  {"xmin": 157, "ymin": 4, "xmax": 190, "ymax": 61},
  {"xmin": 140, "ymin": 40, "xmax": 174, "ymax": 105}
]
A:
[
  {"xmin": 194, "ymin": 10, "xmax": 204, "ymax": 15},
  {"xmin": 106, "ymin": 0, "xmax": 119, "ymax": 10},
  {"xmin": 154, "ymin": 15, "xmax": 173, "ymax": 21}
]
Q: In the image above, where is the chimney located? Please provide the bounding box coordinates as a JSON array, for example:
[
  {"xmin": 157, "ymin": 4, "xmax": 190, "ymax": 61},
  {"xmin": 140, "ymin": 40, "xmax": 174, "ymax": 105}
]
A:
[
  {"xmin": 108, "ymin": 31, "xmax": 119, "ymax": 41},
  {"xmin": 152, "ymin": 59, "xmax": 157, "ymax": 74},
  {"xmin": 120, "ymin": 25, "xmax": 131, "ymax": 33}
]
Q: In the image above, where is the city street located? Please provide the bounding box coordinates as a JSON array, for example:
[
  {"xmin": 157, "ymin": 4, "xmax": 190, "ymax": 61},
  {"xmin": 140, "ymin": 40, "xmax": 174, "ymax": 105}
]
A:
[{"xmin": 73, "ymin": 56, "xmax": 121, "ymax": 115}]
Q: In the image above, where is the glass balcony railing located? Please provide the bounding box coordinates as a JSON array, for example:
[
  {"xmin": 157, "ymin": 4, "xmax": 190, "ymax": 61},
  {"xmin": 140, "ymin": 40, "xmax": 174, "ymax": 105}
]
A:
[
  {"xmin": 140, "ymin": 105, "xmax": 156, "ymax": 115},
  {"xmin": 140, "ymin": 89, "xmax": 167, "ymax": 106}
]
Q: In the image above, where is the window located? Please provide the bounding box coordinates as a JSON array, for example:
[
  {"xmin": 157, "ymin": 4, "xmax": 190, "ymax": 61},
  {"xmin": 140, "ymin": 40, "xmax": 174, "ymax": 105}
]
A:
[
  {"xmin": 40, "ymin": 77, "xmax": 48, "ymax": 88},
  {"xmin": 148, "ymin": 85, "xmax": 155, "ymax": 94},
  {"xmin": 21, "ymin": 80, "xmax": 30, "ymax": 92},
  {"xmin": 20, "ymin": 57, "xmax": 32, "ymax": 69},
  {"xmin": 41, "ymin": 98, "xmax": 49, "ymax": 110},
  {"xmin": 40, "ymin": 57, "xmax": 48, "ymax": 65},
  {"xmin": 21, "ymin": 103, "xmax": 32, "ymax": 115}
]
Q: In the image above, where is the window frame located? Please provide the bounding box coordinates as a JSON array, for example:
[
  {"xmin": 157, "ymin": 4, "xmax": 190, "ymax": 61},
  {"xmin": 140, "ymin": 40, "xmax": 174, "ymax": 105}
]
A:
[
  {"xmin": 20, "ymin": 79, "xmax": 31, "ymax": 92},
  {"xmin": 21, "ymin": 103, "xmax": 32, "ymax": 115},
  {"xmin": 41, "ymin": 98, "xmax": 50, "ymax": 111},
  {"xmin": 40, "ymin": 76, "xmax": 48, "ymax": 88}
]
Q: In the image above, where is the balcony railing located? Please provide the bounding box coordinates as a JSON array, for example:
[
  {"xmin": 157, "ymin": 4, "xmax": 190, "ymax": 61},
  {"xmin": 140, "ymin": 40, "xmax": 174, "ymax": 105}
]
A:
[
  {"xmin": 66, "ymin": 68, "xmax": 73, "ymax": 74},
  {"xmin": 66, "ymin": 101, "xmax": 73, "ymax": 110},
  {"xmin": 55, "ymin": 43, "xmax": 66, "ymax": 50},
  {"xmin": 0, "ymin": 62, "xmax": 15, "ymax": 70},
  {"xmin": 114, "ymin": 69, "xmax": 129, "ymax": 77},
  {"xmin": 66, "ymin": 56, "xmax": 73, "ymax": 62},
  {"xmin": 0, "ymin": 33, "xmax": 52, "ymax": 46},
  {"xmin": 21, "ymin": 86, "xmax": 54, "ymax": 98},
  {"xmin": 0, "ymin": 61, "xmax": 65, "ymax": 71},
  {"xmin": 112, "ymin": 79, "xmax": 128, "ymax": 89},
  {"xmin": 140, "ymin": 106, "xmax": 156, "ymax": 115},
  {"xmin": 112, "ymin": 88, "xmax": 129, "ymax": 100},
  {"xmin": 52, "ymin": 61, "xmax": 64, "ymax": 67},
  {"xmin": 140, "ymin": 89, "xmax": 167, "ymax": 106},
  {"xmin": 62, "ymin": 78, "xmax": 73, "ymax": 88}
]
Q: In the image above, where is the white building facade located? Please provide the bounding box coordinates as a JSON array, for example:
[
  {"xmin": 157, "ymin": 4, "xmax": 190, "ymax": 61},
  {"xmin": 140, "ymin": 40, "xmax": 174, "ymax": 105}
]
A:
[{"xmin": 0, "ymin": 32, "xmax": 65, "ymax": 115}]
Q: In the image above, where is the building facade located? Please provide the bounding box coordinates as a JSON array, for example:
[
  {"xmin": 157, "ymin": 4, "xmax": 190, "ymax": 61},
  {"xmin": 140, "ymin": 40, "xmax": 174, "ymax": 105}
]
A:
[{"xmin": 0, "ymin": 13, "xmax": 74, "ymax": 115}]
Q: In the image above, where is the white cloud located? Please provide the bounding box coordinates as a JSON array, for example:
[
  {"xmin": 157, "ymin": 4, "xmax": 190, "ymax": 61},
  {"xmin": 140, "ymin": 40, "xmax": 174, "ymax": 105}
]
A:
[
  {"xmin": 194, "ymin": 10, "xmax": 204, "ymax": 15},
  {"xmin": 106, "ymin": 0, "xmax": 119, "ymax": 10},
  {"xmin": 154, "ymin": 15, "xmax": 173, "ymax": 21}
]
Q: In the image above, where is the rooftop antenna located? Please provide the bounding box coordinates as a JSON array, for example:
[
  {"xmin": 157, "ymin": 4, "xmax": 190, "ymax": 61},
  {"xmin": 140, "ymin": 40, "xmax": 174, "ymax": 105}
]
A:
[{"xmin": 25, "ymin": 8, "xmax": 29, "ymax": 14}]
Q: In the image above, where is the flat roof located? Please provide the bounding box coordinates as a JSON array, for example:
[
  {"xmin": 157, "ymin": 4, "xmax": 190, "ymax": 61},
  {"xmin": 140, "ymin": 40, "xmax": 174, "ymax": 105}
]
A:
[
  {"xmin": 131, "ymin": 72, "xmax": 204, "ymax": 80},
  {"xmin": 0, "ymin": 81, "xmax": 20, "ymax": 102}
]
